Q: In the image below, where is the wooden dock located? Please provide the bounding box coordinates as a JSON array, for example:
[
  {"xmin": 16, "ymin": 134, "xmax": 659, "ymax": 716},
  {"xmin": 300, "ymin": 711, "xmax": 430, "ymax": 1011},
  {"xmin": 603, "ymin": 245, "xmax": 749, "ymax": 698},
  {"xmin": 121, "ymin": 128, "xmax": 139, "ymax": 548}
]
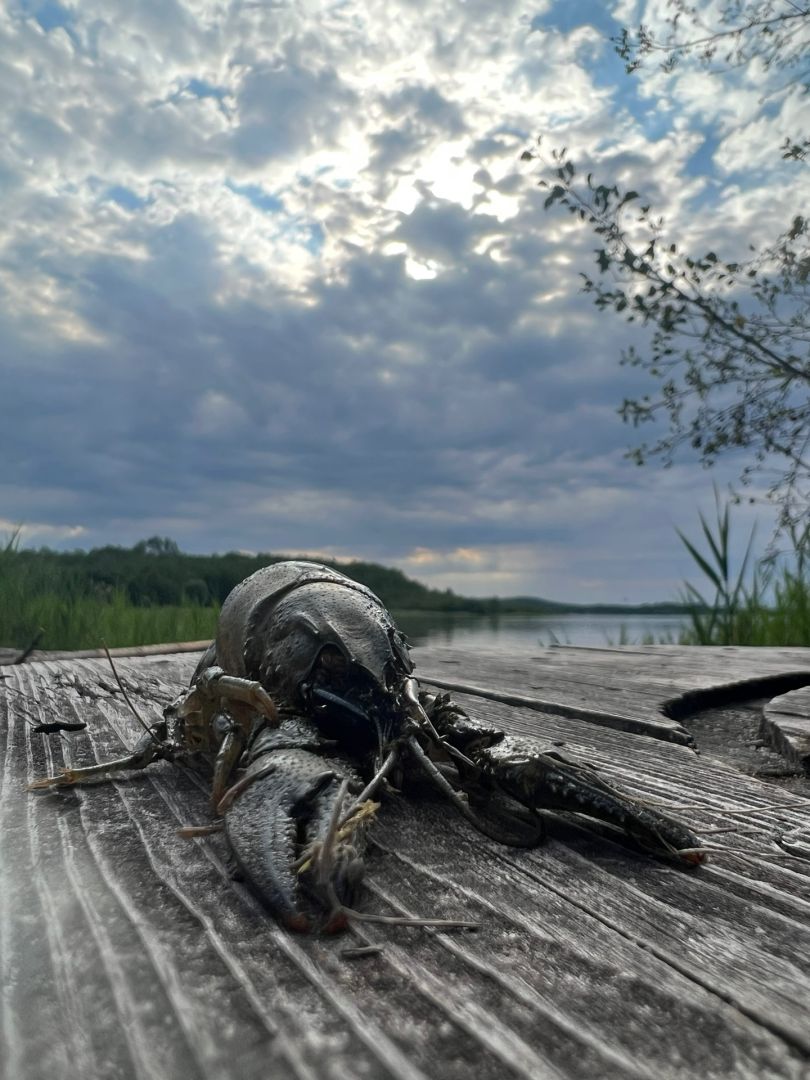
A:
[{"xmin": 2, "ymin": 644, "xmax": 810, "ymax": 1080}]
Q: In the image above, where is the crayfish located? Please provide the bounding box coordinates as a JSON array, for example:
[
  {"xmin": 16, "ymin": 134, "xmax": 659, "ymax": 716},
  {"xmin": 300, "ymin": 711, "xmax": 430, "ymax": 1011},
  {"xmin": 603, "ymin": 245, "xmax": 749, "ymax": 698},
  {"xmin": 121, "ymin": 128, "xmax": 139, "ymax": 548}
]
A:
[{"xmin": 29, "ymin": 561, "xmax": 704, "ymax": 932}]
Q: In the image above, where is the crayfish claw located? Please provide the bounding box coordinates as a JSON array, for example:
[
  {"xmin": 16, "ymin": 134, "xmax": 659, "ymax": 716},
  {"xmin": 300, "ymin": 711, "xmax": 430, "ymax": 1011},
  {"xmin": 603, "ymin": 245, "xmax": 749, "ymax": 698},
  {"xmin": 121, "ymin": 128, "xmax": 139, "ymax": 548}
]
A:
[
  {"xmin": 223, "ymin": 749, "xmax": 368, "ymax": 929},
  {"xmin": 475, "ymin": 736, "xmax": 705, "ymax": 865},
  {"xmin": 193, "ymin": 668, "xmax": 278, "ymax": 725}
]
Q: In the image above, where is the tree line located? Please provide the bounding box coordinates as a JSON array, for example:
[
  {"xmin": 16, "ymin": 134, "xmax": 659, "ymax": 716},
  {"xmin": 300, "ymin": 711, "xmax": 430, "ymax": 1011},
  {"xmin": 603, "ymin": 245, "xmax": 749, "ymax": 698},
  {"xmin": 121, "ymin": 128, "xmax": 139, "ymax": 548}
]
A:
[
  {"xmin": 1, "ymin": 536, "xmax": 691, "ymax": 616},
  {"xmin": 2, "ymin": 536, "xmax": 502, "ymax": 614}
]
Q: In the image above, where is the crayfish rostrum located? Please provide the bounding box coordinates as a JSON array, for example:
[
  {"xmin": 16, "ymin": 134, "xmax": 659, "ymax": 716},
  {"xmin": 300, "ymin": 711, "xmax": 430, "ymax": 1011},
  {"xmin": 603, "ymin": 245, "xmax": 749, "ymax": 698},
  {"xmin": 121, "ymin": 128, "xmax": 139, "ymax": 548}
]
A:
[{"xmin": 30, "ymin": 561, "xmax": 704, "ymax": 931}]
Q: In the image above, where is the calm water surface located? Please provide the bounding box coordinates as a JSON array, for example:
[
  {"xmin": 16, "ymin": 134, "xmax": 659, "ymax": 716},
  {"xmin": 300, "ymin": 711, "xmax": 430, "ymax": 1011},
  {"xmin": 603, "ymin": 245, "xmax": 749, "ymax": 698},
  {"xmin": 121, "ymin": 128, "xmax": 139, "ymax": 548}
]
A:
[{"xmin": 394, "ymin": 611, "xmax": 689, "ymax": 651}]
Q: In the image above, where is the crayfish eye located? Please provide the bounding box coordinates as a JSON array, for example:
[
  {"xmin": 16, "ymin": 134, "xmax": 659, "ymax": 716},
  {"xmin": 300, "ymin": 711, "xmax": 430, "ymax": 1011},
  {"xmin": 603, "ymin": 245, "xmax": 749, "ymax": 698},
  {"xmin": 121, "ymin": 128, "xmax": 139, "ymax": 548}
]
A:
[{"xmin": 317, "ymin": 645, "xmax": 348, "ymax": 676}]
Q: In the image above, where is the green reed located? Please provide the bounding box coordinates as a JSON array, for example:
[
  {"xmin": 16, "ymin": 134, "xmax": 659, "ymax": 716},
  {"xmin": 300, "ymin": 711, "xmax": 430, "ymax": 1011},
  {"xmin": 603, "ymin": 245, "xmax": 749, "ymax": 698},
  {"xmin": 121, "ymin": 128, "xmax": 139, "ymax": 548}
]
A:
[{"xmin": 677, "ymin": 495, "xmax": 810, "ymax": 647}]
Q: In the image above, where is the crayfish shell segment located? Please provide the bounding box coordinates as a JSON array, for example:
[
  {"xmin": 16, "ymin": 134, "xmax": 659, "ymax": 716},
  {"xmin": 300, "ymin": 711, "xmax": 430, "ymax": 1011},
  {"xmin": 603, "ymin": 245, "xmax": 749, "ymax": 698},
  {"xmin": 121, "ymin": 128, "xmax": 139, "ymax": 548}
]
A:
[
  {"xmin": 257, "ymin": 584, "xmax": 411, "ymax": 703},
  {"xmin": 211, "ymin": 561, "xmax": 412, "ymax": 701},
  {"xmin": 214, "ymin": 562, "xmax": 381, "ymax": 675}
]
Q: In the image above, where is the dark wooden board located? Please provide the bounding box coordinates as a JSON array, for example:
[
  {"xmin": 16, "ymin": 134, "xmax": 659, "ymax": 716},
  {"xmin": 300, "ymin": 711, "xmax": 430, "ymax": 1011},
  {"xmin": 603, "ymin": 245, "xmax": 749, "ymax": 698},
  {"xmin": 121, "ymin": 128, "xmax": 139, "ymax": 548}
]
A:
[{"xmin": 2, "ymin": 647, "xmax": 810, "ymax": 1080}]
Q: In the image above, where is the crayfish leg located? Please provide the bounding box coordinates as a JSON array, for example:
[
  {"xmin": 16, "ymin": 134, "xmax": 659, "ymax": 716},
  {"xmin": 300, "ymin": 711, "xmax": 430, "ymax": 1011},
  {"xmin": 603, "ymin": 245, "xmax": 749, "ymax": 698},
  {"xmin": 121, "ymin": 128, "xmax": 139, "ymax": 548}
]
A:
[{"xmin": 27, "ymin": 725, "xmax": 169, "ymax": 791}]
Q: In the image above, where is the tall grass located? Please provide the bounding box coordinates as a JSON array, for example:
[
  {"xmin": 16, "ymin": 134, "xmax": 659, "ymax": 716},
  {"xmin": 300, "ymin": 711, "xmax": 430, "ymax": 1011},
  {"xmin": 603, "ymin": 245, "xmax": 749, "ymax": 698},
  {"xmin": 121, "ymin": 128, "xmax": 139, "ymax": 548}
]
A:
[
  {"xmin": 0, "ymin": 528, "xmax": 218, "ymax": 650},
  {"xmin": 1, "ymin": 590, "xmax": 219, "ymax": 651},
  {"xmin": 677, "ymin": 496, "xmax": 810, "ymax": 646}
]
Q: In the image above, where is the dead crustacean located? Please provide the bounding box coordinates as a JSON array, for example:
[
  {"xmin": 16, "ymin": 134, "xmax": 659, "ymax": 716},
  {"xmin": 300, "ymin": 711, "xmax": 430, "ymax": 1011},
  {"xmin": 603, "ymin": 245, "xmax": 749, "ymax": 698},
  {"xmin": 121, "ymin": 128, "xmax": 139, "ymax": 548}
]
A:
[{"xmin": 29, "ymin": 561, "xmax": 705, "ymax": 931}]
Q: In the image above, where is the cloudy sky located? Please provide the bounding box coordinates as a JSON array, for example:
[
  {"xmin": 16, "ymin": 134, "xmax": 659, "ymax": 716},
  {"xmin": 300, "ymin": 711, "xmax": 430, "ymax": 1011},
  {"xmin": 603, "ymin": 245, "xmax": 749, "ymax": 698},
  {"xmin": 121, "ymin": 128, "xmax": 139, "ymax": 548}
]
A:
[{"xmin": 1, "ymin": 0, "xmax": 807, "ymax": 601}]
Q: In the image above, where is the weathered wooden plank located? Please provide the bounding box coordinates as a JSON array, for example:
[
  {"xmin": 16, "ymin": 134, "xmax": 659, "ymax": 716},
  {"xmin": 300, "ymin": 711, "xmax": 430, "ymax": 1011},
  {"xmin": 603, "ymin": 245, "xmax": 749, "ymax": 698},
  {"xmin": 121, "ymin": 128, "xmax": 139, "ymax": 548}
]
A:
[
  {"xmin": 2, "ymin": 650, "xmax": 810, "ymax": 1080},
  {"xmin": 417, "ymin": 643, "xmax": 810, "ymax": 687},
  {"xmin": 373, "ymin": 806, "xmax": 810, "ymax": 1069},
  {"xmin": 551, "ymin": 645, "xmax": 810, "ymax": 665},
  {"xmin": 495, "ymin": 645, "xmax": 810, "ymax": 690},
  {"xmin": 415, "ymin": 646, "xmax": 810, "ymax": 748},
  {"xmin": 0, "ymin": 640, "xmax": 211, "ymax": 665},
  {"xmin": 374, "ymin": 689, "xmax": 810, "ymax": 1055},
  {"xmin": 415, "ymin": 649, "xmax": 691, "ymax": 743},
  {"xmin": 5, "ymin": 662, "xmax": 493, "ymax": 1080},
  {"xmin": 762, "ymin": 686, "xmax": 810, "ymax": 771},
  {"xmin": 421, "ymin": 673, "xmax": 691, "ymax": 742}
]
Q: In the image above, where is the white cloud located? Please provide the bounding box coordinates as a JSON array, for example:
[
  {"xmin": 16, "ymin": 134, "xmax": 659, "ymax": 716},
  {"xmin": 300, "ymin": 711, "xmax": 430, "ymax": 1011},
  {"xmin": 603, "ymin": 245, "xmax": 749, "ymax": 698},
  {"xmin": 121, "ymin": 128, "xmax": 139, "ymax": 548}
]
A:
[{"xmin": 0, "ymin": 518, "xmax": 86, "ymax": 542}]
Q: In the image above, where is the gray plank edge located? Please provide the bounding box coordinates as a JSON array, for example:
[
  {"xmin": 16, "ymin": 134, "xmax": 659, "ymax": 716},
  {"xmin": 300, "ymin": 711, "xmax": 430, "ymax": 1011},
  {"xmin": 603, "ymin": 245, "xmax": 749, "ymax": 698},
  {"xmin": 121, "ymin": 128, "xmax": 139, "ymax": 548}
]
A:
[
  {"xmin": 419, "ymin": 674, "xmax": 694, "ymax": 745},
  {"xmin": 416, "ymin": 645, "xmax": 810, "ymax": 753},
  {"xmin": 761, "ymin": 685, "xmax": 810, "ymax": 771}
]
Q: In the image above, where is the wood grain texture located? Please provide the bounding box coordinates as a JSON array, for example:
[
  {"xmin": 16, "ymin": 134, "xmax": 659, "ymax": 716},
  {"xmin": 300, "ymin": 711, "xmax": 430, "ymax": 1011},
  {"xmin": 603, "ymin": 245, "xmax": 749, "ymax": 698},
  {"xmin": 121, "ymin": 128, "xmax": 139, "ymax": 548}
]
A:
[
  {"xmin": 2, "ymin": 646, "xmax": 810, "ymax": 1080},
  {"xmin": 763, "ymin": 685, "xmax": 810, "ymax": 770},
  {"xmin": 417, "ymin": 644, "xmax": 810, "ymax": 749}
]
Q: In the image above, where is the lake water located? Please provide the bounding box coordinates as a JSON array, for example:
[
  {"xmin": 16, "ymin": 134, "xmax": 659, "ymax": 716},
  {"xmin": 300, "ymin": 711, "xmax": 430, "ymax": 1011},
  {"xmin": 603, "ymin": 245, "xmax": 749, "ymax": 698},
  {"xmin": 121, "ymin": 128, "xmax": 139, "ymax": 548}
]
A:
[{"xmin": 393, "ymin": 611, "xmax": 690, "ymax": 651}]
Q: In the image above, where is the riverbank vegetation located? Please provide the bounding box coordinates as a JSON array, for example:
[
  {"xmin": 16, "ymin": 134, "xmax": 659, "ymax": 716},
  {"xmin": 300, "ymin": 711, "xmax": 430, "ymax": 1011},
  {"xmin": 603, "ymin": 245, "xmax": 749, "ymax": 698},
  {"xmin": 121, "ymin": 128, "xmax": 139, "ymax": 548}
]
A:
[{"xmin": 1, "ymin": 531, "xmax": 693, "ymax": 651}]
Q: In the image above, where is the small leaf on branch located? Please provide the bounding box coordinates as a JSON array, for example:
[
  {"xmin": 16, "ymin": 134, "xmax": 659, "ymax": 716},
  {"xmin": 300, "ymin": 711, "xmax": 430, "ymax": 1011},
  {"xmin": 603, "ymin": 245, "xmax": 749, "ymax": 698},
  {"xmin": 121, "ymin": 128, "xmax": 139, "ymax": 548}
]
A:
[{"xmin": 543, "ymin": 184, "xmax": 565, "ymax": 209}]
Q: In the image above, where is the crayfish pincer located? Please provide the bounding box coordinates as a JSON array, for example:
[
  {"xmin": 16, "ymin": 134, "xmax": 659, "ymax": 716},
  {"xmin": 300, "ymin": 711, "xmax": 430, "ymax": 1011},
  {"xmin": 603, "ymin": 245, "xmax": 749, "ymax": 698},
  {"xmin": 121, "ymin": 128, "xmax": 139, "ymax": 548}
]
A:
[{"xmin": 29, "ymin": 561, "xmax": 705, "ymax": 931}]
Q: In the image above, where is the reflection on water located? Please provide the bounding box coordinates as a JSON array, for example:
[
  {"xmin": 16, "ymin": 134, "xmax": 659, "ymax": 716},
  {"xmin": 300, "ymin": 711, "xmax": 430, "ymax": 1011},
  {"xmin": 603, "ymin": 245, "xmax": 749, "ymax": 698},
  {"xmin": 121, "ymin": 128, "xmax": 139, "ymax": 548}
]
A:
[{"xmin": 393, "ymin": 611, "xmax": 689, "ymax": 651}]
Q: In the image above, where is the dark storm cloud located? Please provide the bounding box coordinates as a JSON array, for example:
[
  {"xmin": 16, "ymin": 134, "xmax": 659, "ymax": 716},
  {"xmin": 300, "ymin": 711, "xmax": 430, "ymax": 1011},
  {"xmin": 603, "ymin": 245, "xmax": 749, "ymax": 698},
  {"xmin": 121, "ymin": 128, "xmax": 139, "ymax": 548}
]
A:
[
  {"xmin": 368, "ymin": 88, "xmax": 467, "ymax": 176},
  {"xmin": 380, "ymin": 85, "xmax": 466, "ymax": 136},
  {"xmin": 230, "ymin": 62, "xmax": 358, "ymax": 165},
  {"xmin": 1, "ymin": 184, "xmax": 664, "ymax": 559},
  {"xmin": 0, "ymin": 176, "xmax": 727, "ymax": 583}
]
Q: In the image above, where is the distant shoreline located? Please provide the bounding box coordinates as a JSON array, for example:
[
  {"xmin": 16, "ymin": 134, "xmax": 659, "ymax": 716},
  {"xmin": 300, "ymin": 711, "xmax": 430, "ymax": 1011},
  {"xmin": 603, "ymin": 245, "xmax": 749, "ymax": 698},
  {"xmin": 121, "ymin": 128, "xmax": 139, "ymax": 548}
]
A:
[
  {"xmin": 3, "ymin": 539, "xmax": 698, "ymax": 613},
  {"xmin": 390, "ymin": 602, "xmax": 698, "ymax": 616}
]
